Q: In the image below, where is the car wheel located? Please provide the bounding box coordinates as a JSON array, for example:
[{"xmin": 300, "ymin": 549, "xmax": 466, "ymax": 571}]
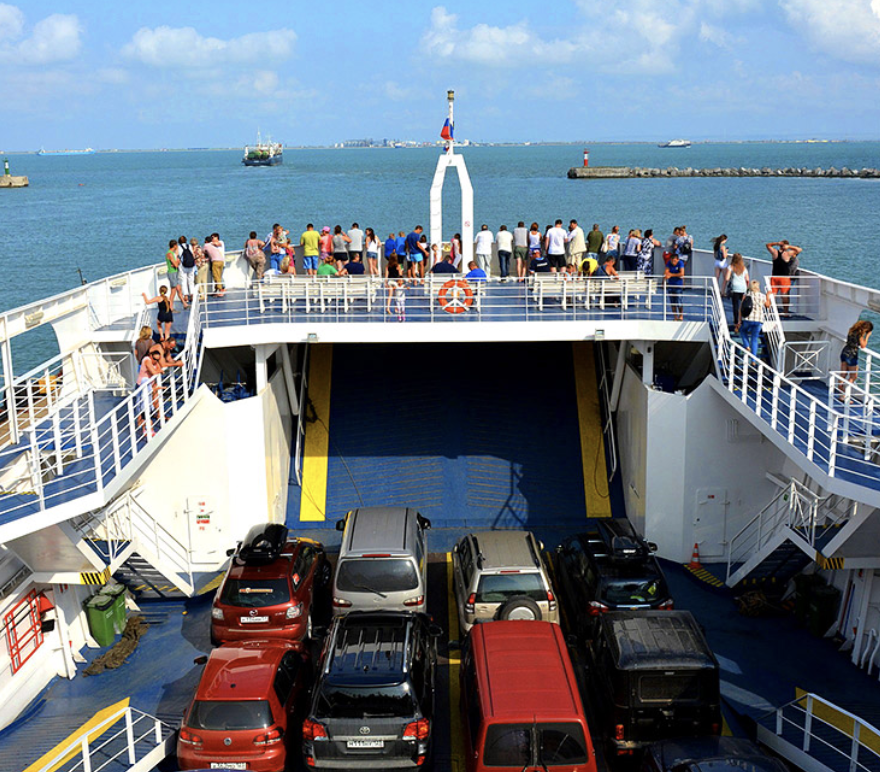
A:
[{"xmin": 497, "ymin": 596, "xmax": 542, "ymax": 622}]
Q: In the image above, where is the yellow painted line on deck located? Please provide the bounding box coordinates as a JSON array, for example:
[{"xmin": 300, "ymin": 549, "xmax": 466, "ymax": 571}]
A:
[
  {"xmin": 24, "ymin": 698, "xmax": 131, "ymax": 772},
  {"xmin": 300, "ymin": 344, "xmax": 333, "ymax": 522},
  {"xmin": 795, "ymin": 688, "xmax": 880, "ymax": 754},
  {"xmin": 572, "ymin": 342, "xmax": 611, "ymax": 518},
  {"xmin": 446, "ymin": 553, "xmax": 464, "ymax": 770}
]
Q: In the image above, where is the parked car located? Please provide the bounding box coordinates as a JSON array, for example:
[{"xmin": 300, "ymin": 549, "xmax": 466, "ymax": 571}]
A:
[
  {"xmin": 460, "ymin": 620, "xmax": 597, "ymax": 772},
  {"xmin": 211, "ymin": 522, "xmax": 327, "ymax": 645},
  {"xmin": 586, "ymin": 610, "xmax": 721, "ymax": 758},
  {"xmin": 451, "ymin": 530, "xmax": 559, "ymax": 635},
  {"xmin": 555, "ymin": 519, "xmax": 672, "ymax": 642},
  {"xmin": 177, "ymin": 640, "xmax": 309, "ymax": 772},
  {"xmin": 642, "ymin": 737, "xmax": 789, "ymax": 772},
  {"xmin": 332, "ymin": 506, "xmax": 431, "ymax": 615},
  {"xmin": 302, "ymin": 611, "xmax": 441, "ymax": 769}
]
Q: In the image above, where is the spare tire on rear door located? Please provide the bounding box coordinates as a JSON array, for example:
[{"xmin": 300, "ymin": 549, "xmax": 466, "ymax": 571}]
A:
[{"xmin": 497, "ymin": 596, "xmax": 542, "ymax": 622}]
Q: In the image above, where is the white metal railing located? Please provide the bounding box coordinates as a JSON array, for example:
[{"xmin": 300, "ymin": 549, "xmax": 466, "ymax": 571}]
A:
[
  {"xmin": 760, "ymin": 693, "xmax": 880, "ymax": 772},
  {"xmin": 783, "ymin": 340, "xmax": 832, "ymax": 382},
  {"xmin": 292, "ymin": 344, "xmax": 310, "ymax": 487},
  {"xmin": 726, "ymin": 479, "xmax": 819, "ymax": 579},
  {"xmin": 32, "ymin": 704, "xmax": 175, "ymax": 772},
  {"xmin": 761, "ymin": 277, "xmax": 787, "ymax": 370},
  {"xmin": 125, "ymin": 492, "xmax": 194, "ymax": 593},
  {"xmin": 200, "ymin": 274, "xmax": 720, "ymax": 326},
  {"xmin": 0, "ymin": 292, "xmax": 204, "ymax": 525}
]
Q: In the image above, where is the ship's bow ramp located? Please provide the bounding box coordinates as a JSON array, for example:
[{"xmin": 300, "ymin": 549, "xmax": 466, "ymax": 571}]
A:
[{"xmin": 291, "ymin": 341, "xmax": 611, "ymax": 547}]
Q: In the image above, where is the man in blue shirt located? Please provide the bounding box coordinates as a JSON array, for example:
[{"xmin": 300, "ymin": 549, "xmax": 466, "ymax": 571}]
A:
[
  {"xmin": 464, "ymin": 261, "xmax": 487, "ymax": 282},
  {"xmin": 431, "ymin": 254, "xmax": 458, "ymax": 274},
  {"xmin": 529, "ymin": 251, "xmax": 551, "ymax": 273},
  {"xmin": 343, "ymin": 254, "xmax": 365, "ymax": 275},
  {"xmin": 384, "ymin": 232, "xmax": 397, "ymax": 264},
  {"xmin": 405, "ymin": 225, "xmax": 428, "ymax": 279},
  {"xmin": 395, "ymin": 230, "xmax": 407, "ymax": 271}
]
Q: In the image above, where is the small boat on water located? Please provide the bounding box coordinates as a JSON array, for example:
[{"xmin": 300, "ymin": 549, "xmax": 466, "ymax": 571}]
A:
[
  {"xmin": 658, "ymin": 139, "xmax": 692, "ymax": 148},
  {"xmin": 36, "ymin": 147, "xmax": 95, "ymax": 156},
  {"xmin": 242, "ymin": 132, "xmax": 283, "ymax": 166}
]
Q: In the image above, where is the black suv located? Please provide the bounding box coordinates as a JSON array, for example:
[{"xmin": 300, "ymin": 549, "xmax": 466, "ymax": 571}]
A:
[
  {"xmin": 586, "ymin": 610, "xmax": 721, "ymax": 758},
  {"xmin": 302, "ymin": 611, "xmax": 440, "ymax": 769},
  {"xmin": 555, "ymin": 519, "xmax": 672, "ymax": 642}
]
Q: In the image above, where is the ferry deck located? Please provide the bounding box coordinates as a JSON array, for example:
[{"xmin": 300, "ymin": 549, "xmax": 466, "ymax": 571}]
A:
[{"xmin": 1, "ymin": 240, "xmax": 880, "ymax": 772}]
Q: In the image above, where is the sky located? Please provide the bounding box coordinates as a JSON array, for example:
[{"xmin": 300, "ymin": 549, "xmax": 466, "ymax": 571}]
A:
[{"xmin": 2, "ymin": 0, "xmax": 880, "ymax": 149}]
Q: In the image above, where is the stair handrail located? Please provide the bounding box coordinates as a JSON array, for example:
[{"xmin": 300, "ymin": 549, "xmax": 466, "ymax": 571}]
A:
[
  {"xmin": 725, "ymin": 479, "xmax": 815, "ymax": 580},
  {"xmin": 292, "ymin": 343, "xmax": 310, "ymax": 487},
  {"xmin": 760, "ymin": 692, "xmax": 880, "ymax": 772},
  {"xmin": 124, "ymin": 491, "xmax": 194, "ymax": 590},
  {"xmin": 31, "ymin": 704, "xmax": 175, "ymax": 772},
  {"xmin": 595, "ymin": 342, "xmax": 619, "ymax": 482},
  {"xmin": 760, "ymin": 276, "xmax": 787, "ymax": 371}
]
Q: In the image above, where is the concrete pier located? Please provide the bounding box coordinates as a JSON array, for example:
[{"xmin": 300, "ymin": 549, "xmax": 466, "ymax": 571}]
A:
[
  {"xmin": 0, "ymin": 175, "xmax": 28, "ymax": 188},
  {"xmin": 568, "ymin": 165, "xmax": 880, "ymax": 180}
]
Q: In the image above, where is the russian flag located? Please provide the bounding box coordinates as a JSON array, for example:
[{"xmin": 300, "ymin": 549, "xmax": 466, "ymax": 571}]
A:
[{"xmin": 440, "ymin": 118, "xmax": 453, "ymax": 141}]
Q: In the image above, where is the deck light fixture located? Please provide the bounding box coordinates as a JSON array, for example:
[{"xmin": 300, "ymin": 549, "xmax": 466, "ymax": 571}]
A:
[{"xmin": 307, "ymin": 333, "xmax": 318, "ymax": 343}]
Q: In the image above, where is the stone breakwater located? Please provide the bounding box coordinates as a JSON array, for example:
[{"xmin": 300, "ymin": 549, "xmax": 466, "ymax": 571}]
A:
[
  {"xmin": 0, "ymin": 175, "xmax": 28, "ymax": 188},
  {"xmin": 567, "ymin": 165, "xmax": 880, "ymax": 179}
]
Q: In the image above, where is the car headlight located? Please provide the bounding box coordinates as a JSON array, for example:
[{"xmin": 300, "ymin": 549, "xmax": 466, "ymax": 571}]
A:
[
  {"xmin": 286, "ymin": 603, "xmax": 303, "ymax": 620},
  {"xmin": 211, "ymin": 607, "xmax": 224, "ymax": 621}
]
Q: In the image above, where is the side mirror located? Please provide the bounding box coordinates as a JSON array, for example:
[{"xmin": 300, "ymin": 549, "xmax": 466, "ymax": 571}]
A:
[
  {"xmin": 647, "ymin": 542, "xmax": 659, "ymax": 553},
  {"xmin": 428, "ymin": 623, "xmax": 444, "ymax": 638},
  {"xmin": 226, "ymin": 548, "xmax": 235, "ymax": 557},
  {"xmin": 417, "ymin": 515, "xmax": 432, "ymax": 530},
  {"xmin": 194, "ymin": 655, "xmax": 208, "ymax": 666},
  {"xmin": 335, "ymin": 519, "xmax": 346, "ymax": 532}
]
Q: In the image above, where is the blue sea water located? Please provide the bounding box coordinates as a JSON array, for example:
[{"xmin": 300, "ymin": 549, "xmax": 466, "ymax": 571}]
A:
[{"xmin": 2, "ymin": 141, "xmax": 880, "ymax": 367}]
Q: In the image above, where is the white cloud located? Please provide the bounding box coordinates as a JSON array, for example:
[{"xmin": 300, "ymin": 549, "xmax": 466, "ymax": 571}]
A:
[
  {"xmin": 699, "ymin": 22, "xmax": 734, "ymax": 49},
  {"xmin": 385, "ymin": 81, "xmax": 417, "ymax": 101},
  {"xmin": 123, "ymin": 26, "xmax": 296, "ymax": 68},
  {"xmin": 0, "ymin": 7, "xmax": 82, "ymax": 64},
  {"xmin": 421, "ymin": 7, "xmax": 573, "ymax": 66},
  {"xmin": 0, "ymin": 3, "xmax": 25, "ymax": 42},
  {"xmin": 781, "ymin": 0, "xmax": 880, "ymax": 66}
]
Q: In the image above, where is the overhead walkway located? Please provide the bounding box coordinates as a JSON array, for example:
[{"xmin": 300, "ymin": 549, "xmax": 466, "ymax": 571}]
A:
[{"xmin": 289, "ymin": 341, "xmax": 612, "ymax": 547}]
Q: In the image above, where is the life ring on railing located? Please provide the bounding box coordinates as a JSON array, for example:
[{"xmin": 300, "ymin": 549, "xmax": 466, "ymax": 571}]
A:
[{"xmin": 438, "ymin": 280, "xmax": 474, "ymax": 314}]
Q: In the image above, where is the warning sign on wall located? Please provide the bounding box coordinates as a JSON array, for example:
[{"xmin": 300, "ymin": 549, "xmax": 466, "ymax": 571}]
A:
[{"xmin": 189, "ymin": 497, "xmax": 213, "ymax": 532}]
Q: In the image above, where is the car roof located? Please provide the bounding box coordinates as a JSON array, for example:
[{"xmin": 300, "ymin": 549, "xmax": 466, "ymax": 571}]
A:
[
  {"xmin": 198, "ymin": 642, "xmax": 297, "ymax": 701},
  {"xmin": 473, "ymin": 621, "xmax": 584, "ymax": 720},
  {"xmin": 344, "ymin": 507, "xmax": 419, "ymax": 555},
  {"xmin": 601, "ymin": 611, "xmax": 718, "ymax": 670},
  {"xmin": 325, "ymin": 612, "xmax": 415, "ymax": 685},
  {"xmin": 469, "ymin": 530, "xmax": 540, "ymax": 570},
  {"xmin": 648, "ymin": 737, "xmax": 788, "ymax": 772},
  {"xmin": 226, "ymin": 541, "xmax": 298, "ymax": 581}
]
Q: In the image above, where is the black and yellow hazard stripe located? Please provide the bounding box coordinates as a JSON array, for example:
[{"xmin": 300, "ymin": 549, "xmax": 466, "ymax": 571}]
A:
[
  {"xmin": 80, "ymin": 567, "xmax": 111, "ymax": 585},
  {"xmin": 816, "ymin": 553, "xmax": 844, "ymax": 570},
  {"xmin": 684, "ymin": 565, "xmax": 726, "ymax": 588}
]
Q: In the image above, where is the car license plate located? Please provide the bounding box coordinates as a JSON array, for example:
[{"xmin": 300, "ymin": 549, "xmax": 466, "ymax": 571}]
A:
[
  {"xmin": 210, "ymin": 764, "xmax": 246, "ymax": 770},
  {"xmin": 239, "ymin": 616, "xmax": 268, "ymax": 623},
  {"xmin": 346, "ymin": 739, "xmax": 384, "ymax": 749}
]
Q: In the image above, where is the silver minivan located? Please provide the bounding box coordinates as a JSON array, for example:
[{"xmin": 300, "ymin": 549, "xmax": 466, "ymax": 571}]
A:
[{"xmin": 331, "ymin": 506, "xmax": 431, "ymax": 616}]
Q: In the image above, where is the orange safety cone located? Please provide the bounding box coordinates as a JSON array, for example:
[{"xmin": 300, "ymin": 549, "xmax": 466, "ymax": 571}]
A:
[{"xmin": 688, "ymin": 543, "xmax": 702, "ymax": 570}]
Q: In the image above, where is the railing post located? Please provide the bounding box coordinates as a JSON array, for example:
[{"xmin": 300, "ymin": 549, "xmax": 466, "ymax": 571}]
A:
[
  {"xmin": 850, "ymin": 722, "xmax": 861, "ymax": 772},
  {"xmin": 52, "ymin": 409, "xmax": 63, "ymax": 475},
  {"xmin": 788, "ymin": 390, "xmax": 797, "ymax": 444},
  {"xmin": 110, "ymin": 415, "xmax": 122, "ymax": 475},
  {"xmin": 829, "ymin": 412, "xmax": 839, "ymax": 476},
  {"xmin": 72, "ymin": 399, "xmax": 83, "ymax": 459},
  {"xmin": 804, "ymin": 694, "xmax": 813, "ymax": 752},
  {"xmin": 81, "ymin": 733, "xmax": 92, "ymax": 772},
  {"xmin": 771, "ymin": 374, "xmax": 781, "ymax": 430},
  {"xmin": 88, "ymin": 390, "xmax": 104, "ymax": 494},
  {"xmin": 125, "ymin": 708, "xmax": 137, "ymax": 765},
  {"xmin": 776, "ymin": 706, "xmax": 783, "ymax": 736},
  {"xmin": 806, "ymin": 401, "xmax": 817, "ymax": 461},
  {"xmin": 29, "ymin": 429, "xmax": 46, "ymax": 511},
  {"xmin": 741, "ymin": 356, "xmax": 750, "ymax": 404},
  {"xmin": 154, "ymin": 716, "xmax": 163, "ymax": 743}
]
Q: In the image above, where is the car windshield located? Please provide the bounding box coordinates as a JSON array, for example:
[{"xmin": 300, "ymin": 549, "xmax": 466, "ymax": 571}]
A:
[
  {"xmin": 476, "ymin": 572, "xmax": 545, "ymax": 604},
  {"xmin": 336, "ymin": 558, "xmax": 418, "ymax": 594},
  {"xmin": 220, "ymin": 578, "xmax": 290, "ymax": 608},
  {"xmin": 602, "ymin": 577, "xmax": 666, "ymax": 606},
  {"xmin": 187, "ymin": 699, "xmax": 272, "ymax": 731},
  {"xmin": 482, "ymin": 722, "xmax": 588, "ymax": 767},
  {"xmin": 639, "ymin": 674, "xmax": 703, "ymax": 703},
  {"xmin": 315, "ymin": 684, "xmax": 416, "ymax": 719}
]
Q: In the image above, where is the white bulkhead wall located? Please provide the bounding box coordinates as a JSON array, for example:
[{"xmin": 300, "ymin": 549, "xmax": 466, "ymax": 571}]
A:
[{"xmin": 617, "ymin": 363, "xmax": 787, "ymax": 562}]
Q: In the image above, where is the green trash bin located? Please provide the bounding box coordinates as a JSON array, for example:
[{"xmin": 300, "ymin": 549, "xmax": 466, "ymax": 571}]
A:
[
  {"xmin": 85, "ymin": 594, "xmax": 117, "ymax": 647},
  {"xmin": 808, "ymin": 585, "xmax": 841, "ymax": 637},
  {"xmin": 98, "ymin": 585, "xmax": 127, "ymax": 634}
]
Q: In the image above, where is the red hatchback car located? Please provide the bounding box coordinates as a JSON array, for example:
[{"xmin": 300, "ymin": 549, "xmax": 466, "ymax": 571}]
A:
[
  {"xmin": 177, "ymin": 640, "xmax": 309, "ymax": 772},
  {"xmin": 211, "ymin": 524, "xmax": 327, "ymax": 645}
]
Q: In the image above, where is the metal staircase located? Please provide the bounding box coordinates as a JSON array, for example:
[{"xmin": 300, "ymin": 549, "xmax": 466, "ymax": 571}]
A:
[{"xmin": 725, "ymin": 479, "xmax": 852, "ymax": 589}]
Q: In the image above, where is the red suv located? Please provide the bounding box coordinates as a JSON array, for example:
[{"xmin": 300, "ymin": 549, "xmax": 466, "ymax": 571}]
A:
[
  {"xmin": 177, "ymin": 640, "xmax": 309, "ymax": 772},
  {"xmin": 211, "ymin": 523, "xmax": 327, "ymax": 645}
]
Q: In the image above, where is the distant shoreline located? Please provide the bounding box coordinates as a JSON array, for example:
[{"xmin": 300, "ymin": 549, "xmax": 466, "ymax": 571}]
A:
[{"xmin": 2, "ymin": 138, "xmax": 878, "ymax": 155}]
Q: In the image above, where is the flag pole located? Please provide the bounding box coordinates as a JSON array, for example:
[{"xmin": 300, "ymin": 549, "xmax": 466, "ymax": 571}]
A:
[{"xmin": 447, "ymin": 89, "xmax": 455, "ymax": 155}]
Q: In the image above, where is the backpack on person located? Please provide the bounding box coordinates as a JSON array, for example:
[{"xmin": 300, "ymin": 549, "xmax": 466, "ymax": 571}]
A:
[
  {"xmin": 678, "ymin": 240, "xmax": 692, "ymax": 257},
  {"xmin": 180, "ymin": 243, "xmax": 195, "ymax": 268},
  {"xmin": 740, "ymin": 294, "xmax": 754, "ymax": 319}
]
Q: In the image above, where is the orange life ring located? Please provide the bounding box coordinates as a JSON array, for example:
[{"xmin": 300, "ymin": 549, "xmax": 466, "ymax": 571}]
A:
[{"xmin": 438, "ymin": 280, "xmax": 474, "ymax": 314}]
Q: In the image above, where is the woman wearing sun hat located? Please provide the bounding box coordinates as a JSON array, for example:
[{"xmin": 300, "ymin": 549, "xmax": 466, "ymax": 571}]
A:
[{"xmin": 319, "ymin": 226, "xmax": 333, "ymax": 264}]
